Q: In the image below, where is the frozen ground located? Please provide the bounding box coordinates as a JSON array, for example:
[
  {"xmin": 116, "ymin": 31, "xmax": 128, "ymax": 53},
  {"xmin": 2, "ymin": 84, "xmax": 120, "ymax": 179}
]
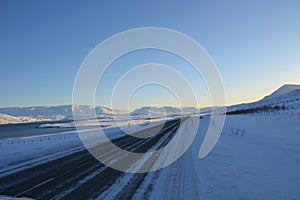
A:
[
  {"xmin": 147, "ymin": 115, "xmax": 300, "ymax": 199},
  {"xmin": 0, "ymin": 114, "xmax": 299, "ymax": 199}
]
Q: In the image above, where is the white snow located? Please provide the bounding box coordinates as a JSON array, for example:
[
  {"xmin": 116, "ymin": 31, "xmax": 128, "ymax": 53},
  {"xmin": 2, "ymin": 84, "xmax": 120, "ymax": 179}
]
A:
[
  {"xmin": 146, "ymin": 115, "xmax": 300, "ymax": 199},
  {"xmin": 0, "ymin": 195, "xmax": 34, "ymax": 200},
  {"xmin": 1, "ymin": 84, "xmax": 300, "ymax": 199},
  {"xmin": 228, "ymin": 84, "xmax": 300, "ymax": 115},
  {"xmin": 264, "ymin": 84, "xmax": 300, "ymax": 99},
  {"xmin": 0, "ymin": 105, "xmax": 126, "ymax": 124},
  {"xmin": 1, "ymin": 112, "xmax": 300, "ymax": 199},
  {"xmin": 131, "ymin": 106, "xmax": 199, "ymax": 116},
  {"xmin": 0, "ymin": 116, "xmax": 176, "ymax": 178},
  {"xmin": 0, "ymin": 113, "xmax": 44, "ymax": 124}
]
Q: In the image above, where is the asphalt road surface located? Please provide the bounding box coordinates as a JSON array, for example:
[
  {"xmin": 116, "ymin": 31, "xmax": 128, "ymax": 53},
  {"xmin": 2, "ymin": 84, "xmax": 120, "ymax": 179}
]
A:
[{"xmin": 0, "ymin": 119, "xmax": 182, "ymax": 200}]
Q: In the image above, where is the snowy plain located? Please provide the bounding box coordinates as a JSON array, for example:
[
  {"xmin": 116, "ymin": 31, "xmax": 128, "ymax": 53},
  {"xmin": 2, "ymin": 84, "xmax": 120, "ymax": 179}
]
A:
[
  {"xmin": 1, "ymin": 113, "xmax": 299, "ymax": 199},
  {"xmin": 143, "ymin": 114, "xmax": 300, "ymax": 199}
]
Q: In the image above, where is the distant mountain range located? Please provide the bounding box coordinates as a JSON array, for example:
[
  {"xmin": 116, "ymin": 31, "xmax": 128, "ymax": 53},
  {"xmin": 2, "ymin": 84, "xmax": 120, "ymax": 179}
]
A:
[
  {"xmin": 0, "ymin": 105, "xmax": 127, "ymax": 118},
  {"xmin": 0, "ymin": 113, "xmax": 43, "ymax": 124},
  {"xmin": 1, "ymin": 84, "xmax": 299, "ymax": 124},
  {"xmin": 0, "ymin": 105, "xmax": 200, "ymax": 124},
  {"xmin": 130, "ymin": 106, "xmax": 199, "ymax": 116},
  {"xmin": 0, "ymin": 105, "xmax": 124, "ymax": 124}
]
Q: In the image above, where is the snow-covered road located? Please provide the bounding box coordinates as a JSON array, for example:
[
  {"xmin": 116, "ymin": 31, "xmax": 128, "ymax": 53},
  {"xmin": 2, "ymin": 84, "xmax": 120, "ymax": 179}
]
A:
[
  {"xmin": 0, "ymin": 119, "xmax": 183, "ymax": 199},
  {"xmin": 0, "ymin": 115, "xmax": 300, "ymax": 200}
]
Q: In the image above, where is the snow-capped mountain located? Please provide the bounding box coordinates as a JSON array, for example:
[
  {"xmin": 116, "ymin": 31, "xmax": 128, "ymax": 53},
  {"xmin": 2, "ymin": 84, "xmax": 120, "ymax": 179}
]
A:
[
  {"xmin": 1, "ymin": 84, "xmax": 299, "ymax": 124},
  {"xmin": 0, "ymin": 113, "xmax": 64, "ymax": 124},
  {"xmin": 0, "ymin": 113, "xmax": 37, "ymax": 124},
  {"xmin": 263, "ymin": 84, "xmax": 300, "ymax": 100},
  {"xmin": 227, "ymin": 84, "xmax": 300, "ymax": 114},
  {"xmin": 0, "ymin": 105, "xmax": 73, "ymax": 119},
  {"xmin": 181, "ymin": 107, "xmax": 200, "ymax": 114},
  {"xmin": 131, "ymin": 106, "xmax": 199, "ymax": 116},
  {"xmin": 0, "ymin": 105, "xmax": 124, "ymax": 122}
]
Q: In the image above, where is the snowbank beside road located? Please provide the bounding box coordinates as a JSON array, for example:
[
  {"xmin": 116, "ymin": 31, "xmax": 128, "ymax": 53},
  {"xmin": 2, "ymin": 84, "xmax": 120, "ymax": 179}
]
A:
[{"xmin": 148, "ymin": 115, "xmax": 300, "ymax": 200}]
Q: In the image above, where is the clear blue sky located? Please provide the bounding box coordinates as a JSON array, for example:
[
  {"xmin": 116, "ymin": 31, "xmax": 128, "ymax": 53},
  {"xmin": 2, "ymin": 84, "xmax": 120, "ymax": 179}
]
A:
[{"xmin": 1, "ymin": 0, "xmax": 299, "ymax": 109}]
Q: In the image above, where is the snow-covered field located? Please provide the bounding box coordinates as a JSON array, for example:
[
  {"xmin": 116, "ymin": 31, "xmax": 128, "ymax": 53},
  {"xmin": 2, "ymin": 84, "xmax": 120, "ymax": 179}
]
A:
[
  {"xmin": 0, "ymin": 113, "xmax": 299, "ymax": 199},
  {"xmin": 146, "ymin": 115, "xmax": 300, "ymax": 199},
  {"xmin": 91, "ymin": 114, "xmax": 300, "ymax": 200}
]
